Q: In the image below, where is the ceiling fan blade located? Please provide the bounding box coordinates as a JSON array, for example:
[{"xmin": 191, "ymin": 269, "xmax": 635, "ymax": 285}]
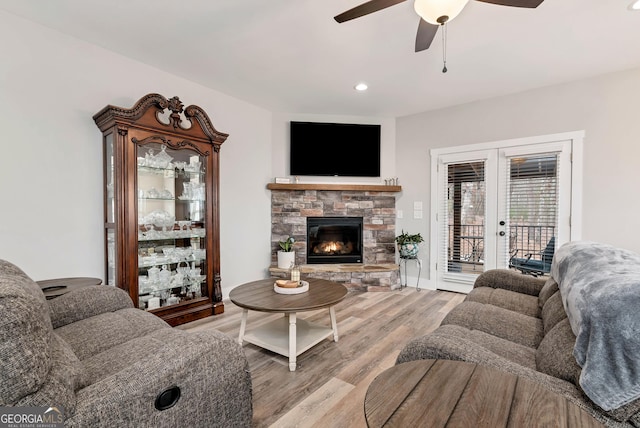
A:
[
  {"xmin": 415, "ymin": 19, "xmax": 439, "ymax": 52},
  {"xmin": 334, "ymin": 0, "xmax": 407, "ymax": 23},
  {"xmin": 475, "ymin": 0, "xmax": 544, "ymax": 8}
]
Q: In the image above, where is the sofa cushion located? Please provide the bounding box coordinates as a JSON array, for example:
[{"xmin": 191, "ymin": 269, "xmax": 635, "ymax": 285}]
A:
[
  {"xmin": 423, "ymin": 324, "xmax": 537, "ymax": 369},
  {"xmin": 538, "ymin": 277, "xmax": 559, "ymax": 309},
  {"xmin": 0, "ymin": 260, "xmax": 53, "ymax": 405},
  {"xmin": 466, "ymin": 287, "xmax": 540, "ymax": 318},
  {"xmin": 441, "ymin": 301, "xmax": 543, "ymax": 348},
  {"xmin": 81, "ymin": 328, "xmax": 240, "ymax": 384},
  {"xmin": 55, "ymin": 308, "xmax": 169, "ymax": 361},
  {"xmin": 48, "ymin": 285, "xmax": 134, "ymax": 329},
  {"xmin": 541, "ymin": 291, "xmax": 567, "ymax": 335},
  {"xmin": 15, "ymin": 334, "xmax": 87, "ymax": 413},
  {"xmin": 473, "ymin": 269, "xmax": 547, "ymax": 296},
  {"xmin": 536, "ymin": 318, "xmax": 580, "ymax": 385}
]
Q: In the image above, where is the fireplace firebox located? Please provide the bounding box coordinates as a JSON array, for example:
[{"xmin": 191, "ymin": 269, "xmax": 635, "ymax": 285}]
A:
[{"xmin": 307, "ymin": 217, "xmax": 363, "ymax": 264}]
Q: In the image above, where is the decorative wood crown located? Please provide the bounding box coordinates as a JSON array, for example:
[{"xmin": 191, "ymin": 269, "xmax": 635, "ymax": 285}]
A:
[{"xmin": 93, "ymin": 93, "xmax": 228, "ymax": 146}]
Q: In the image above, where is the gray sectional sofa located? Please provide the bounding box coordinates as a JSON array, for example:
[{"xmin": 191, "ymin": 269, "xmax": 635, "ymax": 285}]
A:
[
  {"xmin": 398, "ymin": 241, "xmax": 640, "ymax": 427},
  {"xmin": 0, "ymin": 259, "xmax": 252, "ymax": 427}
]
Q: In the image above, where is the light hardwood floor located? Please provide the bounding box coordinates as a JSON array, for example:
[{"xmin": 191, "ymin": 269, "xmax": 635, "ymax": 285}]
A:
[{"xmin": 179, "ymin": 286, "xmax": 466, "ymax": 428}]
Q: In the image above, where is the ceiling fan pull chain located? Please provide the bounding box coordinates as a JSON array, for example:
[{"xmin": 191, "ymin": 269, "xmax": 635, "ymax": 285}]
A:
[{"xmin": 441, "ymin": 22, "xmax": 448, "ymax": 73}]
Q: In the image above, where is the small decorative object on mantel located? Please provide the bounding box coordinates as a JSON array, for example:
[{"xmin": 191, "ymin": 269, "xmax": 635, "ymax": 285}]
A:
[
  {"xmin": 384, "ymin": 177, "xmax": 399, "ymax": 186},
  {"xmin": 277, "ymin": 236, "xmax": 296, "ymax": 269},
  {"xmin": 395, "ymin": 230, "xmax": 424, "ymax": 259},
  {"xmin": 274, "ymin": 177, "xmax": 292, "ymax": 184}
]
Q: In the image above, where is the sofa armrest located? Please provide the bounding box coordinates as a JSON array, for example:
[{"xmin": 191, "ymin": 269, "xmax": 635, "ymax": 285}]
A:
[
  {"xmin": 48, "ymin": 285, "xmax": 134, "ymax": 329},
  {"xmin": 67, "ymin": 330, "xmax": 252, "ymax": 427},
  {"xmin": 473, "ymin": 269, "xmax": 547, "ymax": 297}
]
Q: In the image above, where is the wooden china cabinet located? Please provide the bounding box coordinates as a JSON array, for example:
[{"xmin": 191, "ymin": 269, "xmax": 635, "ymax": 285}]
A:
[{"xmin": 93, "ymin": 93, "xmax": 227, "ymax": 326}]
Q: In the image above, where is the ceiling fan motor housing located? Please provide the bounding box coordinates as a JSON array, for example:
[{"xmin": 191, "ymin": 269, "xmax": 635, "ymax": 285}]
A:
[{"xmin": 414, "ymin": 0, "xmax": 470, "ymax": 25}]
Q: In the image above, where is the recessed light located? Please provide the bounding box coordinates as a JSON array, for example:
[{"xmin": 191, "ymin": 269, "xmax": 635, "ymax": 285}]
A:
[
  {"xmin": 631, "ymin": 0, "xmax": 640, "ymax": 10},
  {"xmin": 354, "ymin": 83, "xmax": 368, "ymax": 91}
]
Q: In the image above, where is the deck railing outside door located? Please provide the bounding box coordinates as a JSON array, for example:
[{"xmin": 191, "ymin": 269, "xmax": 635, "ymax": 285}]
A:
[{"xmin": 448, "ymin": 225, "xmax": 556, "ymax": 271}]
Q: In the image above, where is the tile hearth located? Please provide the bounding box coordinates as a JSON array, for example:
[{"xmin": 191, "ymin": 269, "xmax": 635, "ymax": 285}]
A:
[{"xmin": 268, "ymin": 263, "xmax": 399, "ymax": 292}]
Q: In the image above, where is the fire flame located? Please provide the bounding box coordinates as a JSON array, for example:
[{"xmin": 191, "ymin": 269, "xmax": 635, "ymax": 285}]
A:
[{"xmin": 313, "ymin": 240, "xmax": 353, "ymax": 255}]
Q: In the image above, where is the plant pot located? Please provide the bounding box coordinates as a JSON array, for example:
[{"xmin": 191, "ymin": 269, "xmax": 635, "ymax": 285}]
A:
[
  {"xmin": 277, "ymin": 251, "xmax": 295, "ymax": 269},
  {"xmin": 398, "ymin": 243, "xmax": 420, "ymax": 259}
]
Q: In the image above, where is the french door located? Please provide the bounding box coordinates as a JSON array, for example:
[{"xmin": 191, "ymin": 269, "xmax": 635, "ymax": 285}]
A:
[{"xmin": 429, "ymin": 132, "xmax": 582, "ymax": 293}]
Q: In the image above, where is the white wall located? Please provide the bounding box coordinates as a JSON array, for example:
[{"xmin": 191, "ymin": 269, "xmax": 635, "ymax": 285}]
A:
[
  {"xmin": 395, "ymin": 66, "xmax": 640, "ymax": 284},
  {"xmin": 0, "ymin": 11, "xmax": 272, "ymax": 299}
]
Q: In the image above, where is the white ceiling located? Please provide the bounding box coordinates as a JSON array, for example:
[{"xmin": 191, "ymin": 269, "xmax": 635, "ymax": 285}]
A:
[{"xmin": 1, "ymin": 0, "xmax": 639, "ymax": 117}]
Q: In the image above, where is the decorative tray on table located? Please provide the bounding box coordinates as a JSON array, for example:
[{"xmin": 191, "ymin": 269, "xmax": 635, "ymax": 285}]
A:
[{"xmin": 274, "ymin": 280, "xmax": 309, "ymax": 295}]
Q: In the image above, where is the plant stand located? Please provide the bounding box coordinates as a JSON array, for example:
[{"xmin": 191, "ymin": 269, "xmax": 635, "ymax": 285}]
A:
[{"xmin": 399, "ymin": 256, "xmax": 422, "ymax": 291}]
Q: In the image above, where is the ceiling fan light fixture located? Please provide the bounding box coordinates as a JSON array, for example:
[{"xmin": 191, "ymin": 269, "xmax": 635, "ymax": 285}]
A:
[
  {"xmin": 630, "ymin": 0, "xmax": 640, "ymax": 10},
  {"xmin": 414, "ymin": 0, "xmax": 469, "ymax": 25}
]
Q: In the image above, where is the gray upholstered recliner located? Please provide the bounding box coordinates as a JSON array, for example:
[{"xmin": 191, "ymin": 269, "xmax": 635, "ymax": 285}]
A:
[
  {"xmin": 0, "ymin": 259, "xmax": 252, "ymax": 427},
  {"xmin": 398, "ymin": 241, "xmax": 640, "ymax": 427}
]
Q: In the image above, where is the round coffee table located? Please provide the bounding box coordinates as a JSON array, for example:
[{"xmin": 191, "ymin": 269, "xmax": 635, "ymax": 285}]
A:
[
  {"xmin": 229, "ymin": 278, "xmax": 347, "ymax": 371},
  {"xmin": 365, "ymin": 359, "xmax": 604, "ymax": 427}
]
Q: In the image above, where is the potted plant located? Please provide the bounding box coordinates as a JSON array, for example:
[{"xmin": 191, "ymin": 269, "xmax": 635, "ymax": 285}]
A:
[
  {"xmin": 277, "ymin": 236, "xmax": 296, "ymax": 269},
  {"xmin": 395, "ymin": 230, "xmax": 424, "ymax": 259}
]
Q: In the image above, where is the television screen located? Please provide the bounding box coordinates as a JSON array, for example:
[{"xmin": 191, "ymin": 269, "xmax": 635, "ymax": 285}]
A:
[{"xmin": 290, "ymin": 121, "xmax": 381, "ymax": 177}]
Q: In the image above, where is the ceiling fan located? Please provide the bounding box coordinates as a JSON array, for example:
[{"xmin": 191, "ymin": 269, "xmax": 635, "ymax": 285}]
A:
[{"xmin": 334, "ymin": 0, "xmax": 544, "ymax": 53}]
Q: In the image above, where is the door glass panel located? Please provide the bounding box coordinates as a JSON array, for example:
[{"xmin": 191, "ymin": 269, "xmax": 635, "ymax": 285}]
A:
[
  {"xmin": 105, "ymin": 133, "xmax": 115, "ymax": 223},
  {"xmin": 107, "ymin": 229, "xmax": 115, "ymax": 286},
  {"xmin": 105, "ymin": 133, "xmax": 116, "ymax": 286},
  {"xmin": 446, "ymin": 161, "xmax": 485, "ymax": 274},
  {"xmin": 507, "ymin": 155, "xmax": 558, "ymax": 276}
]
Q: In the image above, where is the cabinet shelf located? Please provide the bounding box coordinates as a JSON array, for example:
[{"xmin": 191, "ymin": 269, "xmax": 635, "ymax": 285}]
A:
[
  {"xmin": 138, "ymin": 198, "xmax": 205, "ymax": 203},
  {"xmin": 139, "ymin": 277, "xmax": 206, "ymax": 295},
  {"xmin": 137, "ymin": 165, "xmax": 204, "ymax": 176},
  {"xmin": 137, "ymin": 230, "xmax": 206, "ymax": 242},
  {"xmin": 138, "ymin": 256, "xmax": 205, "ymax": 268},
  {"xmin": 139, "ymin": 197, "xmax": 175, "ymax": 201}
]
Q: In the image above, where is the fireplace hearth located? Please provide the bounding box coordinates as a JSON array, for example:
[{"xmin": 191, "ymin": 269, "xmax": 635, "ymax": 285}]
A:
[{"xmin": 307, "ymin": 217, "xmax": 362, "ymax": 264}]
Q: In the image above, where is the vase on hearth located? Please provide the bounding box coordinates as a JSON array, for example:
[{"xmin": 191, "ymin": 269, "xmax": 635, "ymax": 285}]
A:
[{"xmin": 277, "ymin": 251, "xmax": 295, "ymax": 269}]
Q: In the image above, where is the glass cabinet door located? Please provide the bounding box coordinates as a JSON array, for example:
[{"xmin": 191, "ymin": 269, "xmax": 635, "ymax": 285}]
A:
[
  {"xmin": 105, "ymin": 133, "xmax": 116, "ymax": 287},
  {"xmin": 136, "ymin": 141, "xmax": 207, "ymax": 310}
]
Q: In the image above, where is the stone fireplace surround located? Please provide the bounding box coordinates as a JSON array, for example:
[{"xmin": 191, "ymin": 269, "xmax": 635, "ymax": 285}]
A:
[{"xmin": 268, "ymin": 183, "xmax": 402, "ymax": 291}]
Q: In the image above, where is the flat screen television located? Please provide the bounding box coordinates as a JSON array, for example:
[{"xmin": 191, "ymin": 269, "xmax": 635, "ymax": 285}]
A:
[{"xmin": 290, "ymin": 121, "xmax": 381, "ymax": 177}]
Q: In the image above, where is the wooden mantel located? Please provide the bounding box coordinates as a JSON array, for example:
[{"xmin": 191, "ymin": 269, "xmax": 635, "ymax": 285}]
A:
[{"xmin": 266, "ymin": 183, "xmax": 402, "ymax": 192}]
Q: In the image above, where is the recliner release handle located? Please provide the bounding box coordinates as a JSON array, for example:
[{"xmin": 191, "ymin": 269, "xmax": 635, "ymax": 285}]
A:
[{"xmin": 155, "ymin": 386, "xmax": 181, "ymax": 411}]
